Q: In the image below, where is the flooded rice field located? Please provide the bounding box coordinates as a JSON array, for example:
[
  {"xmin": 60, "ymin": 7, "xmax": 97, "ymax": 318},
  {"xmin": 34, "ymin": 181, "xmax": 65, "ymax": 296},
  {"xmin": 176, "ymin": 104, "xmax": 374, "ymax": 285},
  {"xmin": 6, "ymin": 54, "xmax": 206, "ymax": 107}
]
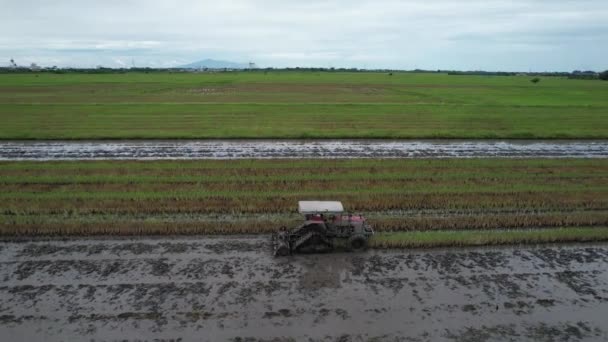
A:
[
  {"xmin": 1, "ymin": 139, "xmax": 607, "ymax": 160},
  {"xmin": 1, "ymin": 236, "xmax": 607, "ymax": 341}
]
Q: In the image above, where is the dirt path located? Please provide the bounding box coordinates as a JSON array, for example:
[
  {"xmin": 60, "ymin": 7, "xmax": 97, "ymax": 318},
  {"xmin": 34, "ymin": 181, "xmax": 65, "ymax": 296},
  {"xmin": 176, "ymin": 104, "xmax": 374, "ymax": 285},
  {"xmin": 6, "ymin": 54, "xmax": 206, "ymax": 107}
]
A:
[
  {"xmin": 1, "ymin": 236, "xmax": 607, "ymax": 341},
  {"xmin": 2, "ymin": 139, "xmax": 607, "ymax": 160}
]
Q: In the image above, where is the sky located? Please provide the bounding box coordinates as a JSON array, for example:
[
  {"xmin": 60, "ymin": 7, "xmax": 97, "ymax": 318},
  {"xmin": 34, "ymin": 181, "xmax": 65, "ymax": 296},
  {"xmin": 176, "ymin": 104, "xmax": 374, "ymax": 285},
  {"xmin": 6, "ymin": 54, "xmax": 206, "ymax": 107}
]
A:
[{"xmin": 1, "ymin": 0, "xmax": 607, "ymax": 71}]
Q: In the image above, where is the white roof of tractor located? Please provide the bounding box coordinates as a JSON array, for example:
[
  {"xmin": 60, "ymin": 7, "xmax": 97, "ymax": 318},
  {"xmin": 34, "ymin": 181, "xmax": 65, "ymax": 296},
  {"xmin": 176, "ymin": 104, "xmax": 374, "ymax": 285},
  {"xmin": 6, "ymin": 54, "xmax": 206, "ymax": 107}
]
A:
[{"xmin": 298, "ymin": 201, "xmax": 344, "ymax": 214}]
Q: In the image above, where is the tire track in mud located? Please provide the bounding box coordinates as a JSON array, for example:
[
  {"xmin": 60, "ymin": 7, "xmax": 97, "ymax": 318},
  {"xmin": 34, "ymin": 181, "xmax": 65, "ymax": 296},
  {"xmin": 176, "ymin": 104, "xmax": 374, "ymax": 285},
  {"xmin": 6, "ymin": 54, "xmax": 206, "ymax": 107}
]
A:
[{"xmin": 1, "ymin": 236, "xmax": 608, "ymax": 341}]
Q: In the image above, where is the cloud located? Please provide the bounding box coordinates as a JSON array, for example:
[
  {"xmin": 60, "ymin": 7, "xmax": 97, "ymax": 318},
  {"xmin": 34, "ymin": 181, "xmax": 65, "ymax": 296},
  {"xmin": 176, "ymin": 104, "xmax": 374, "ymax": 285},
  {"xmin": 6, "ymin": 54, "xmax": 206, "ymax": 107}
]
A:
[{"xmin": 0, "ymin": 0, "xmax": 606, "ymax": 70}]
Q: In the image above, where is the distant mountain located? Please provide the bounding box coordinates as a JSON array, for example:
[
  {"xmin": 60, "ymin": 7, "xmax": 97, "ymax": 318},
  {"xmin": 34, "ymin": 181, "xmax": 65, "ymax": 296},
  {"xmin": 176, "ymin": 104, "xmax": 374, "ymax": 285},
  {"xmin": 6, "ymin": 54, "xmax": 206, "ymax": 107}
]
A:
[{"xmin": 180, "ymin": 59, "xmax": 248, "ymax": 69}]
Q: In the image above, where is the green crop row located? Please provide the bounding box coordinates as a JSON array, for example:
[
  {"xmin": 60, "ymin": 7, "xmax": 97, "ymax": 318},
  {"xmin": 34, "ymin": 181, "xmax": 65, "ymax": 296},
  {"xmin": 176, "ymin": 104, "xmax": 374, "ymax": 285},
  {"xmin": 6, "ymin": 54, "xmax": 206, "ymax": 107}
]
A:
[
  {"xmin": 1, "ymin": 158, "xmax": 607, "ymax": 236},
  {"xmin": 370, "ymin": 227, "xmax": 608, "ymax": 248}
]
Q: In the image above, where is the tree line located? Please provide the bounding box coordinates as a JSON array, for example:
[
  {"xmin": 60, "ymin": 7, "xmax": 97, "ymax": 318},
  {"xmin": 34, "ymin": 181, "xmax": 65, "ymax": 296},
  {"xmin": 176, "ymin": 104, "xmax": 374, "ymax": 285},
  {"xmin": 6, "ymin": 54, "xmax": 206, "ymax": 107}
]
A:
[{"xmin": 1, "ymin": 66, "xmax": 607, "ymax": 80}]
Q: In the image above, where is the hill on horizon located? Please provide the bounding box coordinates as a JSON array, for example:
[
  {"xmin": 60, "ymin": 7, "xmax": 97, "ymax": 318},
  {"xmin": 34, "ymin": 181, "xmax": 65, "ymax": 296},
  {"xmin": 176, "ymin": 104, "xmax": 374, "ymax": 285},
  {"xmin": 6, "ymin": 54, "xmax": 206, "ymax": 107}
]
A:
[{"xmin": 180, "ymin": 59, "xmax": 248, "ymax": 69}]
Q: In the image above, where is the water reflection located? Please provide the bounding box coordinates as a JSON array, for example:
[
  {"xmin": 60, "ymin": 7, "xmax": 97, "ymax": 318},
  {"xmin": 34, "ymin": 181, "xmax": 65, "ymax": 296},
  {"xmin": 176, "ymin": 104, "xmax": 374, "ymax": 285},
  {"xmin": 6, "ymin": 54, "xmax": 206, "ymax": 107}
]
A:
[{"xmin": 1, "ymin": 139, "xmax": 607, "ymax": 160}]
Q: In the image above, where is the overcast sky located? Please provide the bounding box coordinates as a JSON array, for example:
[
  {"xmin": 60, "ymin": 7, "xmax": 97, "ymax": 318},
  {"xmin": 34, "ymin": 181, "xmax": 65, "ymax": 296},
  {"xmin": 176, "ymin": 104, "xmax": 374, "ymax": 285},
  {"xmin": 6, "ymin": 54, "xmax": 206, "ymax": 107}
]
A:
[{"xmin": 1, "ymin": 0, "xmax": 607, "ymax": 71}]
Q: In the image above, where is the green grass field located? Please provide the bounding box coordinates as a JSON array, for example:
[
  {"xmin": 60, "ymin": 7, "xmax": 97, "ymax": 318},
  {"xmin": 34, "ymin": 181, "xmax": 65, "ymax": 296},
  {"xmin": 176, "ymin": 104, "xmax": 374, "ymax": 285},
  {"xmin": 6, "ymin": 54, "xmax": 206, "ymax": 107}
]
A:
[{"xmin": 1, "ymin": 71, "xmax": 607, "ymax": 139}]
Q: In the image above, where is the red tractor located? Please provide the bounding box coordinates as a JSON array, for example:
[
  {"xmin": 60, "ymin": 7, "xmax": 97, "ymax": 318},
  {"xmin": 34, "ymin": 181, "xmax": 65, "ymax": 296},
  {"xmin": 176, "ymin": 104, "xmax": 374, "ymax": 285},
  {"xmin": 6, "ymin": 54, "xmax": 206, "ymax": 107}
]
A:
[{"xmin": 273, "ymin": 201, "xmax": 374, "ymax": 256}]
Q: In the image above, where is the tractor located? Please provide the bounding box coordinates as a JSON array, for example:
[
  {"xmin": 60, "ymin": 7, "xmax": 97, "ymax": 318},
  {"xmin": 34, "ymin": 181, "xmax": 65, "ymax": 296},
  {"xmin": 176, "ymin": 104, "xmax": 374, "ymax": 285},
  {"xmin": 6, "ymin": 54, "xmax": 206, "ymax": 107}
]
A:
[{"xmin": 273, "ymin": 201, "xmax": 374, "ymax": 256}]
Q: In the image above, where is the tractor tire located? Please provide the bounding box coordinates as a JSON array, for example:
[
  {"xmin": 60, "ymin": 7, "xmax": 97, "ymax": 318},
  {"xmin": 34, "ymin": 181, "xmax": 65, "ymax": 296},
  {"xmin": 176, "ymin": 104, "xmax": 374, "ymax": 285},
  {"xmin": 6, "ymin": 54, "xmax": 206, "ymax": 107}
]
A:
[
  {"xmin": 275, "ymin": 244, "xmax": 290, "ymax": 257},
  {"xmin": 348, "ymin": 234, "xmax": 368, "ymax": 252}
]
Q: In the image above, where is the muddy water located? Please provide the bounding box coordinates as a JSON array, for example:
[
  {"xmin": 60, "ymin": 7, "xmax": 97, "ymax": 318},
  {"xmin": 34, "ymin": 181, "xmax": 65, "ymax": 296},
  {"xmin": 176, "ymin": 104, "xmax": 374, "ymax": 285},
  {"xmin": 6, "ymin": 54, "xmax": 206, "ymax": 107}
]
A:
[
  {"xmin": 1, "ymin": 140, "xmax": 607, "ymax": 160},
  {"xmin": 1, "ymin": 237, "xmax": 607, "ymax": 341}
]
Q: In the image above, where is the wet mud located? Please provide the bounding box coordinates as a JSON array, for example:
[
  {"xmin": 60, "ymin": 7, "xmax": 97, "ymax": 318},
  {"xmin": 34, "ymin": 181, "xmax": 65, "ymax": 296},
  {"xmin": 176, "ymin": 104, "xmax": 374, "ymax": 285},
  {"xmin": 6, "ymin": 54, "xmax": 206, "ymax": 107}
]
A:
[
  {"xmin": 1, "ymin": 139, "xmax": 607, "ymax": 160},
  {"xmin": 1, "ymin": 236, "xmax": 608, "ymax": 341}
]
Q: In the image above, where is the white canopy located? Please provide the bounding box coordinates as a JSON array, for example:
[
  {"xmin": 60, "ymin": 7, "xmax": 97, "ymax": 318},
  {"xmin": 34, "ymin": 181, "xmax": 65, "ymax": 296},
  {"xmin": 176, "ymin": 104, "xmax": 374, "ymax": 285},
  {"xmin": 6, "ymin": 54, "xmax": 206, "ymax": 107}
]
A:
[{"xmin": 298, "ymin": 201, "xmax": 344, "ymax": 214}]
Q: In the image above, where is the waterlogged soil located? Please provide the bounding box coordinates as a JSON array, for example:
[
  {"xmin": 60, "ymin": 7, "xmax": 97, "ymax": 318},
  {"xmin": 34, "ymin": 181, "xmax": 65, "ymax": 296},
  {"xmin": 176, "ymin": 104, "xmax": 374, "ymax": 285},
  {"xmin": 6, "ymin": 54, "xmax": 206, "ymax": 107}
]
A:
[
  {"xmin": 1, "ymin": 139, "xmax": 607, "ymax": 160},
  {"xmin": 1, "ymin": 236, "xmax": 608, "ymax": 342}
]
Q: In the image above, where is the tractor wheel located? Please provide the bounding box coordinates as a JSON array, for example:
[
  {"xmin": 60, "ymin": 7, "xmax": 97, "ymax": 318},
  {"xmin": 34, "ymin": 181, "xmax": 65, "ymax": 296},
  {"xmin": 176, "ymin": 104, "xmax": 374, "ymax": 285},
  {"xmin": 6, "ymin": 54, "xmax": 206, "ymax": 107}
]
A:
[
  {"xmin": 275, "ymin": 244, "xmax": 290, "ymax": 257},
  {"xmin": 348, "ymin": 235, "xmax": 368, "ymax": 252}
]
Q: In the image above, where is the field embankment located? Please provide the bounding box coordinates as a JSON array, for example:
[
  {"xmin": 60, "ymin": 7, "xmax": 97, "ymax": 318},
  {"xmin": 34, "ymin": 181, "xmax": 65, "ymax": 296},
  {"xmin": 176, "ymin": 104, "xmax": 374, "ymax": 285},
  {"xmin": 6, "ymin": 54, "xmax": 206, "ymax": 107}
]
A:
[
  {"xmin": 1, "ymin": 72, "xmax": 607, "ymax": 139},
  {"xmin": 1, "ymin": 158, "xmax": 607, "ymax": 243}
]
